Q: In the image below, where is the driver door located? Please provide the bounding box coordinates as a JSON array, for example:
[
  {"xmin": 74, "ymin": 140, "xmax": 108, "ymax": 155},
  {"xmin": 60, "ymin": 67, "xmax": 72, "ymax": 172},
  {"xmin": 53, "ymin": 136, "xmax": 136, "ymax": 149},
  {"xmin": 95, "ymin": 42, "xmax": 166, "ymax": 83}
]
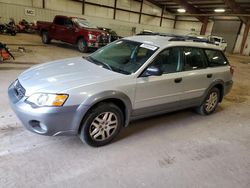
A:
[{"xmin": 134, "ymin": 47, "xmax": 184, "ymax": 115}]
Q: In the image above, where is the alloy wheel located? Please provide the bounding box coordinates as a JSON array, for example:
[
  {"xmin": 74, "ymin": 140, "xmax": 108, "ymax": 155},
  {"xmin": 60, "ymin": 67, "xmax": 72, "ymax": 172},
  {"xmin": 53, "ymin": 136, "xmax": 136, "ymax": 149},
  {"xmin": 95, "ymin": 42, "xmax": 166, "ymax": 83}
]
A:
[
  {"xmin": 205, "ymin": 92, "xmax": 218, "ymax": 112},
  {"xmin": 89, "ymin": 112, "xmax": 118, "ymax": 141}
]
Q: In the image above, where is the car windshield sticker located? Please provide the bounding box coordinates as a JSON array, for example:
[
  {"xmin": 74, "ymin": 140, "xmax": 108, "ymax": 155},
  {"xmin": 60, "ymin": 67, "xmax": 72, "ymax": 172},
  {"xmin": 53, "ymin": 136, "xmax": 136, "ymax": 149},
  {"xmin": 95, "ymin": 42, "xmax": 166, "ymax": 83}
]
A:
[{"xmin": 140, "ymin": 44, "xmax": 157, "ymax": 51}]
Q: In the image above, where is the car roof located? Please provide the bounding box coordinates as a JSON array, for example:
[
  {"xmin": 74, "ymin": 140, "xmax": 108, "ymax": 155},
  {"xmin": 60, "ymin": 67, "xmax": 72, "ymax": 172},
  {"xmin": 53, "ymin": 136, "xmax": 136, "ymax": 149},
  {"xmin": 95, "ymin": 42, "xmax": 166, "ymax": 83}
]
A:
[{"xmin": 124, "ymin": 35, "xmax": 222, "ymax": 51}]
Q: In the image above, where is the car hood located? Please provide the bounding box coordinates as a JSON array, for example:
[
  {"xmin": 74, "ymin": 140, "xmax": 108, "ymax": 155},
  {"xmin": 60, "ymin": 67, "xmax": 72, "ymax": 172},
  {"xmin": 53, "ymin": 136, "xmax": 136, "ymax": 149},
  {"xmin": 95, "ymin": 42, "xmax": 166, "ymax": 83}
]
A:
[
  {"xmin": 18, "ymin": 57, "xmax": 124, "ymax": 96},
  {"xmin": 79, "ymin": 27, "xmax": 108, "ymax": 35}
]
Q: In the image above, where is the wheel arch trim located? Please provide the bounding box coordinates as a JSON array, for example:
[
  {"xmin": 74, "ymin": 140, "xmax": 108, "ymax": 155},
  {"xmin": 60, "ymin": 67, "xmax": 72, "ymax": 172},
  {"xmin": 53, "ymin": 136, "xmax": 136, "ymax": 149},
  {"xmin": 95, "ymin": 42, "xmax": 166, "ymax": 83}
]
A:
[{"xmin": 73, "ymin": 90, "xmax": 132, "ymax": 133}]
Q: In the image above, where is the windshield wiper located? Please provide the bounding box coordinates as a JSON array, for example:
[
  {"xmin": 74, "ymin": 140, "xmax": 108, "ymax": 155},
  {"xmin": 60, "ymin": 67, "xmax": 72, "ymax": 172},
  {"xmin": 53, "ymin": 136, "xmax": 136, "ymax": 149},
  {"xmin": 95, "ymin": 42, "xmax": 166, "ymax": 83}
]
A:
[{"xmin": 86, "ymin": 56, "xmax": 113, "ymax": 71}]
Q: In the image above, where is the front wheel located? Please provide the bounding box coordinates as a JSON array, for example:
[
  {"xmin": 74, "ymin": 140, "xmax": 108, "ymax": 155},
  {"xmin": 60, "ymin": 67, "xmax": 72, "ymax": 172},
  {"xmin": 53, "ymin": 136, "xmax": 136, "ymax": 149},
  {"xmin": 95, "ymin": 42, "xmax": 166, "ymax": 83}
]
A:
[
  {"xmin": 196, "ymin": 87, "xmax": 220, "ymax": 115},
  {"xmin": 41, "ymin": 31, "xmax": 51, "ymax": 44},
  {"xmin": 79, "ymin": 103, "xmax": 124, "ymax": 147},
  {"xmin": 77, "ymin": 38, "xmax": 88, "ymax": 53}
]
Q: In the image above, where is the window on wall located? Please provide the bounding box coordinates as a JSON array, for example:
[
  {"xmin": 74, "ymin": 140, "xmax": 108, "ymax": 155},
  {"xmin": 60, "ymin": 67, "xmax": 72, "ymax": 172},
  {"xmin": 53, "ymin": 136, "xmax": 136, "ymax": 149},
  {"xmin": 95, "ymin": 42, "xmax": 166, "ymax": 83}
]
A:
[
  {"xmin": 150, "ymin": 47, "xmax": 182, "ymax": 74},
  {"xmin": 204, "ymin": 49, "xmax": 228, "ymax": 67},
  {"xmin": 183, "ymin": 47, "xmax": 207, "ymax": 70}
]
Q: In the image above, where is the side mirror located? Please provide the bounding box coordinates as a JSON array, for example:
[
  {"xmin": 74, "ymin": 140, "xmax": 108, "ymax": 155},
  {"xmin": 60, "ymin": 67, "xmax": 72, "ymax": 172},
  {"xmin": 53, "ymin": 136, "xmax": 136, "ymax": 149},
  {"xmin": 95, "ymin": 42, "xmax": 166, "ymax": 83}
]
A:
[{"xmin": 141, "ymin": 66, "xmax": 163, "ymax": 77}]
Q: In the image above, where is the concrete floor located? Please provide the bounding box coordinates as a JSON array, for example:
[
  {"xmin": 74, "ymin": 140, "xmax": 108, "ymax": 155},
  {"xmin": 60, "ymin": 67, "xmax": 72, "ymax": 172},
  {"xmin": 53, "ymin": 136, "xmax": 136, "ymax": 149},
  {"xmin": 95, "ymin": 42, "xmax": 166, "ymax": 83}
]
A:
[{"xmin": 0, "ymin": 34, "xmax": 250, "ymax": 188}]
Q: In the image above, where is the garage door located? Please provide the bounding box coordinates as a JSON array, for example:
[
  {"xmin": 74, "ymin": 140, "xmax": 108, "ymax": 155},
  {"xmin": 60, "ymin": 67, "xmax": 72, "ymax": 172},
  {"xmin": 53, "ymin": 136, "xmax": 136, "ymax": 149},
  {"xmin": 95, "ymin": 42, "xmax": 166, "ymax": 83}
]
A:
[{"xmin": 211, "ymin": 20, "xmax": 241, "ymax": 53}]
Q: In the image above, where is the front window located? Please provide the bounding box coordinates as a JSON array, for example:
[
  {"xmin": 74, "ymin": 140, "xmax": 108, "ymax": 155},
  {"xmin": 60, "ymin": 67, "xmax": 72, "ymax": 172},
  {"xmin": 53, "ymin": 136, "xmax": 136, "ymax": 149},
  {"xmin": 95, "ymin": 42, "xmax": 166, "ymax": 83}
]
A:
[
  {"xmin": 72, "ymin": 18, "xmax": 97, "ymax": 28},
  {"xmin": 87, "ymin": 40, "xmax": 158, "ymax": 75}
]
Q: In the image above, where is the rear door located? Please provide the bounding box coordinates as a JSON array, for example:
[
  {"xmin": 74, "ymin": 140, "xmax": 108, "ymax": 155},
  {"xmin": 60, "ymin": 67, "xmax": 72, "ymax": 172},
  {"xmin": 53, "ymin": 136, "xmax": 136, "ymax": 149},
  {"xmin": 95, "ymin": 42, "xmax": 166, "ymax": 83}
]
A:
[
  {"xmin": 204, "ymin": 49, "xmax": 231, "ymax": 82},
  {"xmin": 178, "ymin": 47, "xmax": 212, "ymax": 101},
  {"xmin": 51, "ymin": 17, "xmax": 66, "ymax": 41},
  {"xmin": 63, "ymin": 18, "xmax": 76, "ymax": 43}
]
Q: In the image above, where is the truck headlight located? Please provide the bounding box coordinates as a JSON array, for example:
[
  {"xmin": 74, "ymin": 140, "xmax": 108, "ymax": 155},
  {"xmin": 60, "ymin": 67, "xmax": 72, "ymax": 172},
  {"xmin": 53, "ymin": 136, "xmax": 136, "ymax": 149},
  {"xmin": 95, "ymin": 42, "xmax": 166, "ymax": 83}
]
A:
[
  {"xmin": 26, "ymin": 93, "xmax": 68, "ymax": 107},
  {"xmin": 88, "ymin": 34, "xmax": 97, "ymax": 40}
]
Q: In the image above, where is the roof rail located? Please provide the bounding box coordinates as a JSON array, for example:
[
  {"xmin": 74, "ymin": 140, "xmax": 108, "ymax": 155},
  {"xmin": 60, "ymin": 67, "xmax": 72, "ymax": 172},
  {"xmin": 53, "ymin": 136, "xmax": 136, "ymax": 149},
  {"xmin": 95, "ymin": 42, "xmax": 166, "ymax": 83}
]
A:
[
  {"xmin": 136, "ymin": 32, "xmax": 213, "ymax": 44},
  {"xmin": 169, "ymin": 35, "xmax": 213, "ymax": 44}
]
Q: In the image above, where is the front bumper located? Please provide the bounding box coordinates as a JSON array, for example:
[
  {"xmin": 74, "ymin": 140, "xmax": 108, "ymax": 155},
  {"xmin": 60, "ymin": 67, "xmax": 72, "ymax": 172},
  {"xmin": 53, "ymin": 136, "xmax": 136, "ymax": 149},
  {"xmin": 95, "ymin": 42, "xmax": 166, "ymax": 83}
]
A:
[
  {"xmin": 87, "ymin": 42, "xmax": 108, "ymax": 48},
  {"xmin": 8, "ymin": 82, "xmax": 82, "ymax": 136}
]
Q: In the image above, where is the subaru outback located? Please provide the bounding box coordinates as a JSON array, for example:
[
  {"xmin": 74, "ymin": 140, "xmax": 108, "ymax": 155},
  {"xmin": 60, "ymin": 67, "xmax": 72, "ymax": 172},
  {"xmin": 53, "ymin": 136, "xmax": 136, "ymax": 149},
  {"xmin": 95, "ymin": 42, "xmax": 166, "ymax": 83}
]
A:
[{"xmin": 8, "ymin": 35, "xmax": 233, "ymax": 147}]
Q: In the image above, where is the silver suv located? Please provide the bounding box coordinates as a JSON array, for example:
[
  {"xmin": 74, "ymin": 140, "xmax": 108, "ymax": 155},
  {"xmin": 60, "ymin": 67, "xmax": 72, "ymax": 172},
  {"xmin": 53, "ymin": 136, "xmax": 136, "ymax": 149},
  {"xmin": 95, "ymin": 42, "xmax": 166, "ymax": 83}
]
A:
[{"xmin": 8, "ymin": 35, "xmax": 233, "ymax": 147}]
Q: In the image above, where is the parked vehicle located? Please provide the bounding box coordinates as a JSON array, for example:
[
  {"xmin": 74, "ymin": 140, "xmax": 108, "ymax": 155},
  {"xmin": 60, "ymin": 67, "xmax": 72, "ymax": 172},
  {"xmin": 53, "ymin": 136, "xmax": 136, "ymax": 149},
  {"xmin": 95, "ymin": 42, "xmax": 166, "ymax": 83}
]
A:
[
  {"xmin": 208, "ymin": 35, "xmax": 227, "ymax": 51},
  {"xmin": 17, "ymin": 19, "xmax": 36, "ymax": 33},
  {"xmin": 98, "ymin": 27, "xmax": 121, "ymax": 42},
  {"xmin": 0, "ymin": 17, "xmax": 16, "ymax": 36},
  {"xmin": 137, "ymin": 30, "xmax": 154, "ymax": 35},
  {"xmin": 8, "ymin": 35, "xmax": 233, "ymax": 147},
  {"xmin": 37, "ymin": 15, "xmax": 110, "ymax": 52}
]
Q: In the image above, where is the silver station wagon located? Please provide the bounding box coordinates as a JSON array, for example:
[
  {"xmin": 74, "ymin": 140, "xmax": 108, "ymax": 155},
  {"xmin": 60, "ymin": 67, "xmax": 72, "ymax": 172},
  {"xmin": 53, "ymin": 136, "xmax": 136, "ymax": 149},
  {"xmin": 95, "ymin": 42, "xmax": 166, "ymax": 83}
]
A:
[{"xmin": 8, "ymin": 35, "xmax": 233, "ymax": 146}]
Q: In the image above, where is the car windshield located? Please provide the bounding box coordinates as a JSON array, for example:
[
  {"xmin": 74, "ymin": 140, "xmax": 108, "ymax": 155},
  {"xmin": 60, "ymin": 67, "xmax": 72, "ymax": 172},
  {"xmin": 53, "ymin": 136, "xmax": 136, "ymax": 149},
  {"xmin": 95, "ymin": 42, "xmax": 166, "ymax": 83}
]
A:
[
  {"xmin": 86, "ymin": 40, "xmax": 158, "ymax": 75},
  {"xmin": 72, "ymin": 18, "xmax": 97, "ymax": 28}
]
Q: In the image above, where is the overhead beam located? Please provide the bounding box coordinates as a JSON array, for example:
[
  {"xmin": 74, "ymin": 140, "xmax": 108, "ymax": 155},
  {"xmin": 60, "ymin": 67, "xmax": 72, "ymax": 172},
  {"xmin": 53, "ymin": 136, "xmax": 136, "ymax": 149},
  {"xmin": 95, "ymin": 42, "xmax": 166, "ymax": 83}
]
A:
[
  {"xmin": 146, "ymin": 0, "xmax": 173, "ymax": 13},
  {"xmin": 172, "ymin": 0, "xmax": 207, "ymax": 23},
  {"xmin": 171, "ymin": 13, "xmax": 250, "ymax": 17},
  {"xmin": 224, "ymin": 0, "xmax": 248, "ymax": 24}
]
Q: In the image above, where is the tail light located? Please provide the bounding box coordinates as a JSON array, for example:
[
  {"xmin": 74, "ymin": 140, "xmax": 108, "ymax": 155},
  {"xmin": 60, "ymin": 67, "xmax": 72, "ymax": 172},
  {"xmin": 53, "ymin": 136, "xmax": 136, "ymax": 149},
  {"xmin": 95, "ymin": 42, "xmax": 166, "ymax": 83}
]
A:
[{"xmin": 230, "ymin": 65, "xmax": 235, "ymax": 75}]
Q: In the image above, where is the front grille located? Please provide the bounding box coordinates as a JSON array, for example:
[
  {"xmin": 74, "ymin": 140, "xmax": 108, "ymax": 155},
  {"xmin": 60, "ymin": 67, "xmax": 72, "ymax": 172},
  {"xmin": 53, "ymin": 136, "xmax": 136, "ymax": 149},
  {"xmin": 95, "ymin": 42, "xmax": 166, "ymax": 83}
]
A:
[
  {"xmin": 13, "ymin": 80, "xmax": 26, "ymax": 100},
  {"xmin": 97, "ymin": 34, "xmax": 110, "ymax": 44}
]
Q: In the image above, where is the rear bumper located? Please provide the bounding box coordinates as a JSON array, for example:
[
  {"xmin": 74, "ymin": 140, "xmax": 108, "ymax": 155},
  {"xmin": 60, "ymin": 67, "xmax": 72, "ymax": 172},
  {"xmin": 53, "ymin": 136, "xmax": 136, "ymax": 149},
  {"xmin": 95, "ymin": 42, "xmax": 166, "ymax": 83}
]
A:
[{"xmin": 224, "ymin": 80, "xmax": 233, "ymax": 95}]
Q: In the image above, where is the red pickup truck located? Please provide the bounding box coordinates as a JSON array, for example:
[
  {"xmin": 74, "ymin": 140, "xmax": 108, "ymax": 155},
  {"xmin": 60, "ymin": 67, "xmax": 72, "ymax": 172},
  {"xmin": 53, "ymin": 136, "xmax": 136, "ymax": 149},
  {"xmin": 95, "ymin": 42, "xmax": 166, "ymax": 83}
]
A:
[{"xmin": 37, "ymin": 15, "xmax": 110, "ymax": 52}]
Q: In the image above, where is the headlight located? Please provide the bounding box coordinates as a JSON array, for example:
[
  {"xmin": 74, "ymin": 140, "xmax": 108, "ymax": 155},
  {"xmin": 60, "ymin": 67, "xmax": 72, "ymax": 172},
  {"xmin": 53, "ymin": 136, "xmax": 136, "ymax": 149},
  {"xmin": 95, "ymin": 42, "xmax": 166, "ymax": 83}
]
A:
[
  {"xmin": 26, "ymin": 93, "xmax": 68, "ymax": 107},
  {"xmin": 88, "ymin": 33, "xmax": 96, "ymax": 40}
]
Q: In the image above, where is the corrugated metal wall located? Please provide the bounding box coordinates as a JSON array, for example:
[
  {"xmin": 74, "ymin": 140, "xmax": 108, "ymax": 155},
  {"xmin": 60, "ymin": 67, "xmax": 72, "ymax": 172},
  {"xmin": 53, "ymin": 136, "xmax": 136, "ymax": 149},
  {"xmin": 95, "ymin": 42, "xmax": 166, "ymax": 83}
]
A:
[{"xmin": 0, "ymin": 0, "xmax": 209, "ymax": 37}]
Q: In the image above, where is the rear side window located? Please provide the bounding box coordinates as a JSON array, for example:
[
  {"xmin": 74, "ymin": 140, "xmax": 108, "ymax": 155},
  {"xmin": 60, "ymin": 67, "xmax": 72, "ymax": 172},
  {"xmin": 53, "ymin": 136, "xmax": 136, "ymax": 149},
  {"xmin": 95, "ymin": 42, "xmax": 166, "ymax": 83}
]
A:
[
  {"xmin": 205, "ymin": 49, "xmax": 228, "ymax": 67},
  {"xmin": 54, "ymin": 17, "xmax": 65, "ymax": 25},
  {"xmin": 183, "ymin": 47, "xmax": 207, "ymax": 71}
]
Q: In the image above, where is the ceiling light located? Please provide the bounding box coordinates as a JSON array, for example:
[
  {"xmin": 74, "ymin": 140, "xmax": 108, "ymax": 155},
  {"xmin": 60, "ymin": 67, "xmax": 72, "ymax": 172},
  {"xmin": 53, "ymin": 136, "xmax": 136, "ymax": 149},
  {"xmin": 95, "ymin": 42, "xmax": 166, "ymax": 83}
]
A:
[
  {"xmin": 177, "ymin": 8, "xmax": 186, "ymax": 13},
  {"xmin": 214, "ymin": 8, "xmax": 225, "ymax": 13}
]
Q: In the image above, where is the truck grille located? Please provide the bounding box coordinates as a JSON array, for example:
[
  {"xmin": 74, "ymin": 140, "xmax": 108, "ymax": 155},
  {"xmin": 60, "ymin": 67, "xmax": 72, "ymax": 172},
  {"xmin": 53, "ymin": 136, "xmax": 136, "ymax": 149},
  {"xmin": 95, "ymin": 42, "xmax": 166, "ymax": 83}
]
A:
[
  {"xmin": 97, "ymin": 34, "xmax": 110, "ymax": 44},
  {"xmin": 13, "ymin": 80, "xmax": 26, "ymax": 100}
]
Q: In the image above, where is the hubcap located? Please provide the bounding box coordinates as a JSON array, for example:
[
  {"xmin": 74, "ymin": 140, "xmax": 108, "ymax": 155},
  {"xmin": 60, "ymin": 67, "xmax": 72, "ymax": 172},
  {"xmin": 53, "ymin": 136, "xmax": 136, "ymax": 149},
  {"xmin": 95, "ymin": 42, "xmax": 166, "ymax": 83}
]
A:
[
  {"xmin": 42, "ymin": 33, "xmax": 47, "ymax": 42},
  {"xmin": 78, "ymin": 40, "xmax": 85, "ymax": 51},
  {"xmin": 205, "ymin": 92, "xmax": 218, "ymax": 112},
  {"xmin": 89, "ymin": 112, "xmax": 118, "ymax": 141}
]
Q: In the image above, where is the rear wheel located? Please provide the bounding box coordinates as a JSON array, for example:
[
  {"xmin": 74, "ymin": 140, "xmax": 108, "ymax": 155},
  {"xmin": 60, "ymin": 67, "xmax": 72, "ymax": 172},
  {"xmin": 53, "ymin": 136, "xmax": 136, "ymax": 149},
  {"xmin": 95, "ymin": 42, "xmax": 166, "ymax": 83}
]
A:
[
  {"xmin": 41, "ymin": 31, "xmax": 51, "ymax": 44},
  {"xmin": 196, "ymin": 87, "xmax": 220, "ymax": 115},
  {"xmin": 79, "ymin": 103, "xmax": 123, "ymax": 147},
  {"xmin": 77, "ymin": 38, "xmax": 88, "ymax": 53}
]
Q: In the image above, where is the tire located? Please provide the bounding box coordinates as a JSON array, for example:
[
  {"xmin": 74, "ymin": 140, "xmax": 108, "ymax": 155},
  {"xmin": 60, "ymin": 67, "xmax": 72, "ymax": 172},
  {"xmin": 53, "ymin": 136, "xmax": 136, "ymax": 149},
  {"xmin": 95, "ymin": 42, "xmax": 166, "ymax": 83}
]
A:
[
  {"xmin": 79, "ymin": 102, "xmax": 124, "ymax": 147},
  {"xmin": 41, "ymin": 31, "xmax": 51, "ymax": 44},
  {"xmin": 196, "ymin": 87, "xmax": 220, "ymax": 115},
  {"xmin": 77, "ymin": 38, "xmax": 88, "ymax": 53}
]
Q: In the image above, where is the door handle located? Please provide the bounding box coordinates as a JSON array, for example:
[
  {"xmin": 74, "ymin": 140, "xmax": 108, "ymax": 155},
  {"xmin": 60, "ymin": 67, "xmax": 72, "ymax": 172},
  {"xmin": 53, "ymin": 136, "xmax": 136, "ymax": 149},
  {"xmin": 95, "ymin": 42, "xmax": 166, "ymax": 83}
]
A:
[
  {"xmin": 174, "ymin": 77, "xmax": 182, "ymax": 83},
  {"xmin": 207, "ymin": 74, "xmax": 213, "ymax": 78}
]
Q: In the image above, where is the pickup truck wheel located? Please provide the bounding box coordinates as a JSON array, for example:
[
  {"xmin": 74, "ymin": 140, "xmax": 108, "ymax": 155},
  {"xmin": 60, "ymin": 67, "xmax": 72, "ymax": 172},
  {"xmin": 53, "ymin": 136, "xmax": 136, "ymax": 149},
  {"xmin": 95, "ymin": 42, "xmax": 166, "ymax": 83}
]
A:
[
  {"xmin": 196, "ymin": 87, "xmax": 220, "ymax": 115},
  {"xmin": 79, "ymin": 103, "xmax": 123, "ymax": 147},
  {"xmin": 77, "ymin": 38, "xmax": 88, "ymax": 53},
  {"xmin": 42, "ymin": 31, "xmax": 51, "ymax": 44}
]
